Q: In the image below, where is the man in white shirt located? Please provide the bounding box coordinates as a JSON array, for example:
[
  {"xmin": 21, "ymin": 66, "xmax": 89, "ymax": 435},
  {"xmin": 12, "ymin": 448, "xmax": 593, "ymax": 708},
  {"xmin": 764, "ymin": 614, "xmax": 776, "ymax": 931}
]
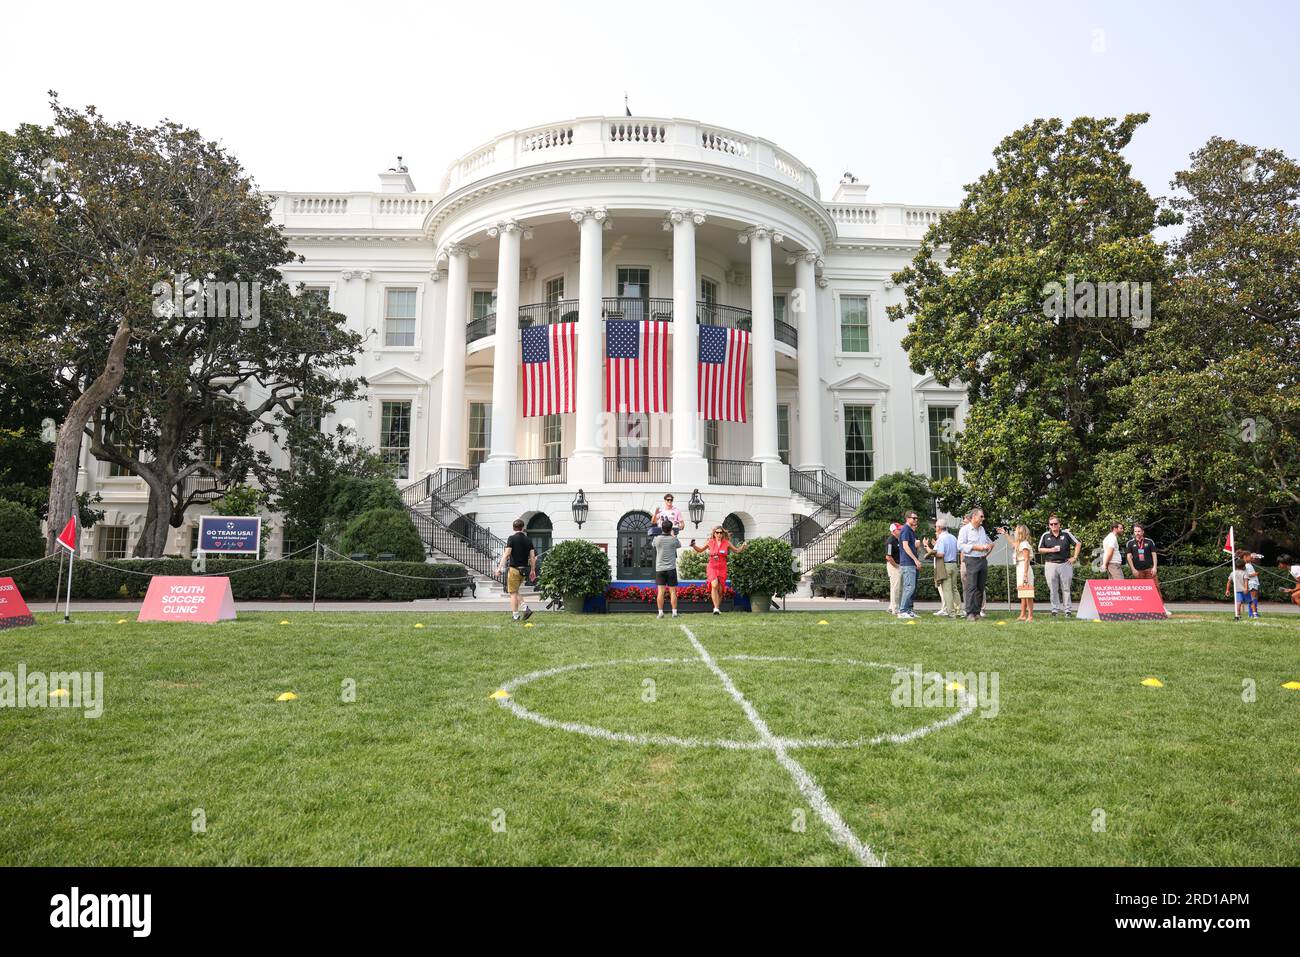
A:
[
  {"xmin": 957, "ymin": 509, "xmax": 1000, "ymax": 621},
  {"xmin": 1100, "ymin": 521, "xmax": 1125, "ymax": 579}
]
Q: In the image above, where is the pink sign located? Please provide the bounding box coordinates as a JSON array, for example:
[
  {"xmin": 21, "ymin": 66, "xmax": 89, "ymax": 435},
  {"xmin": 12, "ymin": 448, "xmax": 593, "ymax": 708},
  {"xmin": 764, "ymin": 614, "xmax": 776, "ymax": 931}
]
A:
[
  {"xmin": 0, "ymin": 577, "xmax": 35, "ymax": 629},
  {"xmin": 1076, "ymin": 580, "xmax": 1169, "ymax": 621},
  {"xmin": 138, "ymin": 576, "xmax": 236, "ymax": 623}
]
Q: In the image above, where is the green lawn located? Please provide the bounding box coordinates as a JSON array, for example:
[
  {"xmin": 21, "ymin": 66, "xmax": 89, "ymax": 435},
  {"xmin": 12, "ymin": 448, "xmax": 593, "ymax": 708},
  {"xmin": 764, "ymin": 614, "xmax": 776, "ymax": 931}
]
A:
[{"xmin": 1, "ymin": 609, "xmax": 1297, "ymax": 866}]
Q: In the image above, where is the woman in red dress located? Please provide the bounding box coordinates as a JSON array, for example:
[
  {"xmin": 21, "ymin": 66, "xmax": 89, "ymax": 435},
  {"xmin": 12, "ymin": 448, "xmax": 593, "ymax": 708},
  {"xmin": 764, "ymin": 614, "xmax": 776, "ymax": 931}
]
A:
[{"xmin": 689, "ymin": 525, "xmax": 747, "ymax": 615}]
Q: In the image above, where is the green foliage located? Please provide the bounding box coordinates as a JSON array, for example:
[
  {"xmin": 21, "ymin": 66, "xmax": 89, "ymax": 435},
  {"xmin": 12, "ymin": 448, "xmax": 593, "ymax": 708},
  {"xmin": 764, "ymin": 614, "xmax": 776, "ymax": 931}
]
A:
[
  {"xmin": 338, "ymin": 508, "xmax": 426, "ymax": 563},
  {"xmin": 836, "ymin": 519, "xmax": 892, "ymax": 564},
  {"xmin": 855, "ymin": 471, "xmax": 933, "ymax": 523},
  {"xmin": 0, "ymin": 498, "xmax": 43, "ymax": 558},
  {"xmin": 536, "ymin": 539, "xmax": 612, "ymax": 600},
  {"xmin": 212, "ymin": 485, "xmax": 270, "ymax": 553},
  {"xmin": 677, "ymin": 548, "xmax": 707, "ymax": 580},
  {"xmin": 889, "ymin": 114, "xmax": 1176, "ymax": 528},
  {"xmin": 729, "ymin": 537, "xmax": 800, "ymax": 598},
  {"xmin": 0, "ymin": 557, "xmax": 468, "ymax": 600}
]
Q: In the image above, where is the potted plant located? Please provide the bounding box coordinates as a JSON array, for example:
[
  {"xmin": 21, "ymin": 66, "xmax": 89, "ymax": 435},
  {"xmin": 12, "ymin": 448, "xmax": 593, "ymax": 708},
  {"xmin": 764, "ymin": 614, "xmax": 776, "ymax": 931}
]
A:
[
  {"xmin": 728, "ymin": 537, "xmax": 800, "ymax": 613},
  {"xmin": 536, "ymin": 539, "xmax": 611, "ymax": 613}
]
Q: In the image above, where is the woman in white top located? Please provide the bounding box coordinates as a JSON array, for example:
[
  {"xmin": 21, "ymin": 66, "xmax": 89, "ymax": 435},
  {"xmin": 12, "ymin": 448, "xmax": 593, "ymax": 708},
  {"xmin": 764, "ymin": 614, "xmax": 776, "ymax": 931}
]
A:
[{"xmin": 1015, "ymin": 524, "xmax": 1035, "ymax": 622}]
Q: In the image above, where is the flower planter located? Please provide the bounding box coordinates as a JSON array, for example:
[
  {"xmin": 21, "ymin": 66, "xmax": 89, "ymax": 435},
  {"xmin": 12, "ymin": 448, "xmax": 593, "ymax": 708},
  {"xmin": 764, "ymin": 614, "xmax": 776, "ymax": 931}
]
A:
[
  {"xmin": 562, "ymin": 594, "xmax": 588, "ymax": 613},
  {"xmin": 748, "ymin": 595, "xmax": 773, "ymax": 613},
  {"xmin": 606, "ymin": 599, "xmax": 734, "ymax": 614}
]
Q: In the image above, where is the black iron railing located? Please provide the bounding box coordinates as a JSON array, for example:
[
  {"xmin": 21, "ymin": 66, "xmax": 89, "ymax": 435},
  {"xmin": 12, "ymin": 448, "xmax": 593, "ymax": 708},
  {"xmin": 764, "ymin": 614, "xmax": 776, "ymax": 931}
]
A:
[
  {"xmin": 707, "ymin": 458, "xmax": 762, "ymax": 487},
  {"xmin": 467, "ymin": 314, "xmax": 496, "ymax": 344},
  {"xmin": 601, "ymin": 297, "xmax": 675, "ymax": 322},
  {"xmin": 796, "ymin": 515, "xmax": 860, "ymax": 572},
  {"xmin": 400, "ymin": 465, "xmax": 479, "ymax": 508},
  {"xmin": 519, "ymin": 299, "xmax": 579, "ymax": 328},
  {"xmin": 815, "ymin": 469, "xmax": 864, "ymax": 512},
  {"xmin": 179, "ymin": 471, "xmax": 225, "ymax": 504},
  {"xmin": 775, "ymin": 318, "xmax": 798, "ymax": 348},
  {"xmin": 696, "ymin": 302, "xmax": 752, "ymax": 330},
  {"xmin": 780, "ymin": 497, "xmax": 840, "ymax": 549},
  {"xmin": 508, "ymin": 457, "xmax": 567, "ymax": 486},
  {"xmin": 604, "ymin": 455, "xmax": 671, "ymax": 483},
  {"xmin": 790, "ymin": 468, "xmax": 836, "ymax": 510}
]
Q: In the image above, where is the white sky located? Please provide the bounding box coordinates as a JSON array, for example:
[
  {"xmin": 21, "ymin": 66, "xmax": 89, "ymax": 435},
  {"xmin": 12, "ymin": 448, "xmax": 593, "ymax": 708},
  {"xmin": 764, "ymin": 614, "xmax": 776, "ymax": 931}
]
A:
[{"xmin": 3, "ymin": 0, "xmax": 1297, "ymax": 205}]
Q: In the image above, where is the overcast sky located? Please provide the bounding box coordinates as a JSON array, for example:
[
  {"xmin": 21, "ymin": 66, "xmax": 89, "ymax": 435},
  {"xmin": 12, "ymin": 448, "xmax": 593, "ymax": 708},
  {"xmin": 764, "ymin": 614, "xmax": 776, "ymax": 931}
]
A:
[{"xmin": 3, "ymin": 0, "xmax": 1296, "ymax": 205}]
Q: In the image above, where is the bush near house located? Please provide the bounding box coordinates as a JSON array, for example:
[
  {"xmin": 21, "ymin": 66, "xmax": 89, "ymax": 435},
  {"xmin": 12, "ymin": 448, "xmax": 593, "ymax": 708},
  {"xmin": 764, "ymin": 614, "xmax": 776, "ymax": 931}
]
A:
[
  {"xmin": 338, "ymin": 508, "xmax": 426, "ymax": 562},
  {"xmin": 536, "ymin": 539, "xmax": 612, "ymax": 602},
  {"xmin": 855, "ymin": 470, "xmax": 934, "ymax": 522},
  {"xmin": 729, "ymin": 537, "xmax": 800, "ymax": 599},
  {"xmin": 676, "ymin": 547, "xmax": 707, "ymax": 580},
  {"xmin": 0, "ymin": 557, "xmax": 470, "ymax": 601},
  {"xmin": 811, "ymin": 562, "xmax": 1245, "ymax": 604},
  {"xmin": 834, "ymin": 518, "xmax": 893, "ymax": 565},
  {"xmin": 0, "ymin": 498, "xmax": 44, "ymax": 558}
]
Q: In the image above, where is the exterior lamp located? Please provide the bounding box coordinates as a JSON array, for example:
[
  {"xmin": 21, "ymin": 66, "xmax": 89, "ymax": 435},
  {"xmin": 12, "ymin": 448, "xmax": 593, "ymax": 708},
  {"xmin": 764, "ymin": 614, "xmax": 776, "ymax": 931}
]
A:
[
  {"xmin": 571, "ymin": 489, "xmax": 589, "ymax": 528},
  {"xmin": 688, "ymin": 489, "xmax": 705, "ymax": 528}
]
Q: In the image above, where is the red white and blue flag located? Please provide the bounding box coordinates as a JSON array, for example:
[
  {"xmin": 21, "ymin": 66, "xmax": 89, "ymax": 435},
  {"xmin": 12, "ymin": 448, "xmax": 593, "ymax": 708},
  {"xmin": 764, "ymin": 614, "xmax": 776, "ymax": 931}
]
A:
[
  {"xmin": 521, "ymin": 323, "xmax": 576, "ymax": 417},
  {"xmin": 605, "ymin": 319, "xmax": 669, "ymax": 413},
  {"xmin": 698, "ymin": 323, "xmax": 749, "ymax": 422}
]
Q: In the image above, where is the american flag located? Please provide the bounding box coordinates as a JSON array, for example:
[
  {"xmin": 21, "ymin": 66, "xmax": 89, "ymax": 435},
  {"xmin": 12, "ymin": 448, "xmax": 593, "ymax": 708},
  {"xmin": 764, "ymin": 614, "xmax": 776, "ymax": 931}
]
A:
[
  {"xmin": 521, "ymin": 323, "xmax": 576, "ymax": 417},
  {"xmin": 698, "ymin": 323, "xmax": 749, "ymax": 422},
  {"xmin": 605, "ymin": 319, "xmax": 669, "ymax": 413}
]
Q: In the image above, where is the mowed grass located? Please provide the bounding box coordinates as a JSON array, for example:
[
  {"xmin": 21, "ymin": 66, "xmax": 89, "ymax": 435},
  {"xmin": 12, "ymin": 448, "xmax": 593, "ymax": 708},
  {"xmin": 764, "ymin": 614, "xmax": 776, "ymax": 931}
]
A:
[{"xmin": 1, "ymin": 609, "xmax": 1298, "ymax": 866}]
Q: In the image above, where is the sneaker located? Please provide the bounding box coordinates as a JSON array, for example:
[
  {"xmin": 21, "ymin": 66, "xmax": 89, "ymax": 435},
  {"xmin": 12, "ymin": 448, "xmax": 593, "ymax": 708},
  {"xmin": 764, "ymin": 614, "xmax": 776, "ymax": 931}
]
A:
[
  {"xmin": 1051, "ymin": 611, "xmax": 1059, "ymax": 617},
  {"xmin": 712, "ymin": 608, "xmax": 721, "ymax": 616},
  {"xmin": 933, "ymin": 610, "xmax": 947, "ymax": 617},
  {"xmin": 511, "ymin": 613, "xmax": 520, "ymax": 621},
  {"xmin": 979, "ymin": 611, "xmax": 987, "ymax": 618},
  {"xmin": 671, "ymin": 610, "xmax": 679, "ymax": 618},
  {"xmin": 657, "ymin": 610, "xmax": 664, "ymax": 619},
  {"xmin": 521, "ymin": 606, "xmax": 533, "ymax": 622}
]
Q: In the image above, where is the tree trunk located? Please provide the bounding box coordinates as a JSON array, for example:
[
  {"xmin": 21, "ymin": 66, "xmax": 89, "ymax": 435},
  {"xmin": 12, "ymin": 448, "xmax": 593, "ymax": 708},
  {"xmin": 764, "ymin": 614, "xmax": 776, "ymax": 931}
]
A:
[
  {"xmin": 46, "ymin": 318, "xmax": 133, "ymax": 555},
  {"xmin": 132, "ymin": 494, "xmax": 159, "ymax": 558}
]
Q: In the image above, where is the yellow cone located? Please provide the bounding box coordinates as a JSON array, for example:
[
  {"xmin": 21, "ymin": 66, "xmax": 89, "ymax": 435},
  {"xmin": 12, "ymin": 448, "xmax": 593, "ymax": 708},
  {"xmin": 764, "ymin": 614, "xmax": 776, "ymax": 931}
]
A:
[
  {"xmin": 905, "ymin": 619, "xmax": 916, "ymax": 625},
  {"xmin": 524, "ymin": 622, "xmax": 534, "ymax": 628},
  {"xmin": 1281, "ymin": 681, "xmax": 1300, "ymax": 691},
  {"xmin": 995, "ymin": 621, "xmax": 1007, "ymax": 627},
  {"xmin": 116, "ymin": 619, "xmax": 127, "ymax": 624},
  {"xmin": 276, "ymin": 691, "xmax": 298, "ymax": 701},
  {"xmin": 489, "ymin": 689, "xmax": 511, "ymax": 700},
  {"xmin": 279, "ymin": 620, "xmax": 290, "ymax": 625},
  {"xmin": 1140, "ymin": 677, "xmax": 1164, "ymax": 688},
  {"xmin": 414, "ymin": 623, "xmax": 424, "ymax": 628},
  {"xmin": 945, "ymin": 681, "xmax": 965, "ymax": 692},
  {"xmin": 49, "ymin": 688, "xmax": 69, "ymax": 699},
  {"xmin": 817, "ymin": 619, "xmax": 829, "ymax": 625}
]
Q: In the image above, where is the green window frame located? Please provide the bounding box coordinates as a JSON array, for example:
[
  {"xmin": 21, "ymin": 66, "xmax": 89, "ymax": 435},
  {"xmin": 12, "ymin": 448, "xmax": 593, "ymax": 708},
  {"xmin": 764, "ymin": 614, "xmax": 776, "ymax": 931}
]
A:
[
  {"xmin": 843, "ymin": 405, "xmax": 874, "ymax": 482},
  {"xmin": 380, "ymin": 400, "xmax": 412, "ymax": 479}
]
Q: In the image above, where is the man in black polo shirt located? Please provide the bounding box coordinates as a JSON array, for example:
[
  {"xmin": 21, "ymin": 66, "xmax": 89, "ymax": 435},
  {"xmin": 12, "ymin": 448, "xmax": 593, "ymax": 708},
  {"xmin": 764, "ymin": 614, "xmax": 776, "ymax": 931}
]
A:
[
  {"xmin": 1037, "ymin": 514, "xmax": 1081, "ymax": 617},
  {"xmin": 1125, "ymin": 523, "xmax": 1159, "ymax": 589},
  {"xmin": 498, "ymin": 518, "xmax": 537, "ymax": 622}
]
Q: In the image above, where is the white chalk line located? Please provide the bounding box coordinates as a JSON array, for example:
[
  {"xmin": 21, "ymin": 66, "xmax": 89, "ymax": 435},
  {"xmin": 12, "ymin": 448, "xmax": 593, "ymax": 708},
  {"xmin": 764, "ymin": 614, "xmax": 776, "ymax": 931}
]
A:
[{"xmin": 680, "ymin": 625, "xmax": 883, "ymax": 867}]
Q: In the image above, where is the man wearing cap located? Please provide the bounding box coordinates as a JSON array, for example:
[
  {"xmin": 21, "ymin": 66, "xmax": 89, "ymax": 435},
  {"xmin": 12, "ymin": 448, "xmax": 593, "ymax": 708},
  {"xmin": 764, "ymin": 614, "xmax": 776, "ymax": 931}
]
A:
[
  {"xmin": 1037, "ymin": 514, "xmax": 1081, "ymax": 618},
  {"xmin": 885, "ymin": 523, "xmax": 902, "ymax": 616}
]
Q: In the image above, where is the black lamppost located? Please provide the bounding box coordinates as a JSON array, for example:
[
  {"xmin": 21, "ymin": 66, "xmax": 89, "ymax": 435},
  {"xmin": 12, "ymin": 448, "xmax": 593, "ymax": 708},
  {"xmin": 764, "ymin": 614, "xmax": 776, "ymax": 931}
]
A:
[
  {"xmin": 571, "ymin": 489, "xmax": 589, "ymax": 528},
  {"xmin": 688, "ymin": 488, "xmax": 705, "ymax": 528}
]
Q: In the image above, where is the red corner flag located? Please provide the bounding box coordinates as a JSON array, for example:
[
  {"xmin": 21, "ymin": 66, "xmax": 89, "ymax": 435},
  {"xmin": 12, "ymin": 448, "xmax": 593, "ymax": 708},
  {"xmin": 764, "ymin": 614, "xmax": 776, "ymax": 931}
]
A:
[
  {"xmin": 1222, "ymin": 526, "xmax": 1235, "ymax": 557},
  {"xmin": 56, "ymin": 516, "xmax": 77, "ymax": 553}
]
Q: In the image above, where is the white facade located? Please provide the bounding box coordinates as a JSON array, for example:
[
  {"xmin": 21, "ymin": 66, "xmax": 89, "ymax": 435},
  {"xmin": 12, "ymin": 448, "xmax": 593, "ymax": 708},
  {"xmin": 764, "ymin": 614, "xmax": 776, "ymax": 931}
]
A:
[{"xmin": 77, "ymin": 116, "xmax": 964, "ymax": 571}]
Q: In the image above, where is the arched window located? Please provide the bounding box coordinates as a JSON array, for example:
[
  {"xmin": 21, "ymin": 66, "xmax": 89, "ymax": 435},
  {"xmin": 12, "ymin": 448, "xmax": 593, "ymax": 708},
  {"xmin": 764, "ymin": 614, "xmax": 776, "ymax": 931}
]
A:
[
  {"xmin": 616, "ymin": 510, "xmax": 655, "ymax": 580},
  {"xmin": 526, "ymin": 512, "xmax": 553, "ymax": 557},
  {"xmin": 723, "ymin": 513, "xmax": 746, "ymax": 544}
]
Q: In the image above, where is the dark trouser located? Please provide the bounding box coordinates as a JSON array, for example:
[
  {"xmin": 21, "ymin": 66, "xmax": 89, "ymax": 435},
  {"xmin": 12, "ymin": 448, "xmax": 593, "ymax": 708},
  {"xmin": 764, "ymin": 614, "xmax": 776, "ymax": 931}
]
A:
[{"xmin": 963, "ymin": 557, "xmax": 988, "ymax": 618}]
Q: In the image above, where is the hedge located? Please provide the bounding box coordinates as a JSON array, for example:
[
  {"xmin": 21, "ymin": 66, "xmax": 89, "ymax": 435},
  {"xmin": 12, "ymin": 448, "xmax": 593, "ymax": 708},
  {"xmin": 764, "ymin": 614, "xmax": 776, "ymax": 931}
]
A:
[
  {"xmin": 810, "ymin": 562, "xmax": 1242, "ymax": 604},
  {"xmin": 0, "ymin": 557, "xmax": 473, "ymax": 601}
]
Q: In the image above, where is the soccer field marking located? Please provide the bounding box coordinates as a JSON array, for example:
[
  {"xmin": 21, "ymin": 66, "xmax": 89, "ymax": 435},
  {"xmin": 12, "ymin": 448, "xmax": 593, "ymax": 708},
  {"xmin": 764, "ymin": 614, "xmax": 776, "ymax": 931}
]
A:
[{"xmin": 680, "ymin": 624, "xmax": 883, "ymax": 867}]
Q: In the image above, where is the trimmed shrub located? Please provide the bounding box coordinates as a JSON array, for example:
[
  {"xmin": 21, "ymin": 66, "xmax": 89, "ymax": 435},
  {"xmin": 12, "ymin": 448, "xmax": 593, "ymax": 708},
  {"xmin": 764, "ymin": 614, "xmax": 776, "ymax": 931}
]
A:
[
  {"xmin": 856, "ymin": 470, "xmax": 933, "ymax": 523},
  {"xmin": 677, "ymin": 548, "xmax": 707, "ymax": 580},
  {"xmin": 0, "ymin": 557, "xmax": 471, "ymax": 600},
  {"xmin": 536, "ymin": 539, "xmax": 612, "ymax": 601},
  {"xmin": 338, "ymin": 508, "xmax": 426, "ymax": 562},
  {"xmin": 835, "ymin": 518, "xmax": 891, "ymax": 564},
  {"xmin": 0, "ymin": 499, "xmax": 44, "ymax": 558},
  {"xmin": 730, "ymin": 537, "xmax": 800, "ymax": 599}
]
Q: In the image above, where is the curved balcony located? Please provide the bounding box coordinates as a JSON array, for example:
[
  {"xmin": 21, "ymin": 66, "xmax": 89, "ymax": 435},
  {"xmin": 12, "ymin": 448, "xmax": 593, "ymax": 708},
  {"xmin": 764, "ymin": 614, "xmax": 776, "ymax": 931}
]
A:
[{"xmin": 467, "ymin": 299, "xmax": 798, "ymax": 348}]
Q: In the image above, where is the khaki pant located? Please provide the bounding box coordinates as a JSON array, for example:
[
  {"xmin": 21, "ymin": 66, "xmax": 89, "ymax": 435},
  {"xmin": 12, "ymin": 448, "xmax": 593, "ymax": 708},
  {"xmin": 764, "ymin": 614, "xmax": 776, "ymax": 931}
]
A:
[
  {"xmin": 1045, "ymin": 561, "xmax": 1073, "ymax": 614},
  {"xmin": 887, "ymin": 562, "xmax": 901, "ymax": 613},
  {"xmin": 1107, "ymin": 566, "xmax": 1124, "ymax": 580},
  {"xmin": 935, "ymin": 560, "xmax": 961, "ymax": 615}
]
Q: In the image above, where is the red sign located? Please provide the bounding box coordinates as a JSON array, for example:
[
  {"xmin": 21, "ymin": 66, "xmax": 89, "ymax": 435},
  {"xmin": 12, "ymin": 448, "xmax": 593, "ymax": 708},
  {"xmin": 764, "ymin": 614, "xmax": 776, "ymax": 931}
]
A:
[
  {"xmin": 137, "ymin": 576, "xmax": 237, "ymax": 623},
  {"xmin": 0, "ymin": 577, "xmax": 35, "ymax": 629},
  {"xmin": 1076, "ymin": 580, "xmax": 1169, "ymax": 621}
]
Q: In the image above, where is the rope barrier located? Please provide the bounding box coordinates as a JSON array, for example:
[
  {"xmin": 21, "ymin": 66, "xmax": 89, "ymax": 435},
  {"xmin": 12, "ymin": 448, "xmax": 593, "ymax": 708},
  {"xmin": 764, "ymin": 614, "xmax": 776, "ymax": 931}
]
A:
[
  {"xmin": 0, "ymin": 555, "xmax": 58, "ymax": 573},
  {"xmin": 809, "ymin": 557, "xmax": 1236, "ymax": 590},
  {"xmin": 319, "ymin": 544, "xmax": 480, "ymax": 584}
]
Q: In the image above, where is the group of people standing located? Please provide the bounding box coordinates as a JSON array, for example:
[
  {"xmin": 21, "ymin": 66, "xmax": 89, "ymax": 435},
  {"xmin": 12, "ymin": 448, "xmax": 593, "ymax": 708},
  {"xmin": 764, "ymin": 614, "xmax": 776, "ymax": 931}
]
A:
[
  {"xmin": 884, "ymin": 509, "xmax": 1161, "ymax": 622},
  {"xmin": 647, "ymin": 493, "xmax": 746, "ymax": 618}
]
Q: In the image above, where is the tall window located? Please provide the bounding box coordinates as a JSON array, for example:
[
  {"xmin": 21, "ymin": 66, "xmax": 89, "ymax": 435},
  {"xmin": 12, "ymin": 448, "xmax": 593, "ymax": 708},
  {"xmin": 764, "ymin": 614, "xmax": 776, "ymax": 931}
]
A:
[
  {"xmin": 380, "ymin": 401, "xmax": 412, "ymax": 479},
  {"xmin": 617, "ymin": 412, "xmax": 648, "ymax": 469},
  {"xmin": 303, "ymin": 285, "xmax": 331, "ymax": 308},
  {"xmin": 543, "ymin": 276, "xmax": 565, "ymax": 304},
  {"xmin": 543, "ymin": 414, "xmax": 562, "ymax": 476},
  {"xmin": 704, "ymin": 420, "xmax": 720, "ymax": 461},
  {"xmin": 699, "ymin": 277, "xmax": 719, "ymax": 324},
  {"xmin": 839, "ymin": 295, "xmax": 870, "ymax": 353},
  {"xmin": 773, "ymin": 294, "xmax": 787, "ymax": 324},
  {"xmin": 928, "ymin": 406, "xmax": 958, "ymax": 481},
  {"xmin": 777, "ymin": 404, "xmax": 790, "ymax": 465},
  {"xmin": 617, "ymin": 267, "xmax": 649, "ymax": 322},
  {"xmin": 843, "ymin": 405, "xmax": 874, "ymax": 482},
  {"xmin": 468, "ymin": 403, "xmax": 491, "ymax": 467},
  {"xmin": 472, "ymin": 290, "xmax": 496, "ymax": 320},
  {"xmin": 97, "ymin": 526, "xmax": 128, "ymax": 560},
  {"xmin": 384, "ymin": 288, "xmax": 417, "ymax": 347}
]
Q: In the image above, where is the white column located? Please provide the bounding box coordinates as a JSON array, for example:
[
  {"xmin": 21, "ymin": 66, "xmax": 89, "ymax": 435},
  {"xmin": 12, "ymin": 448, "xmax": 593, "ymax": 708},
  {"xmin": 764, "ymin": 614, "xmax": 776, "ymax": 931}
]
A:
[
  {"xmin": 791, "ymin": 251, "xmax": 825, "ymax": 472},
  {"xmin": 568, "ymin": 206, "xmax": 607, "ymax": 484},
  {"xmin": 481, "ymin": 221, "xmax": 523, "ymax": 488},
  {"xmin": 436, "ymin": 244, "xmax": 470, "ymax": 469},
  {"xmin": 668, "ymin": 208, "xmax": 709, "ymax": 486},
  {"xmin": 743, "ymin": 225, "xmax": 781, "ymax": 465}
]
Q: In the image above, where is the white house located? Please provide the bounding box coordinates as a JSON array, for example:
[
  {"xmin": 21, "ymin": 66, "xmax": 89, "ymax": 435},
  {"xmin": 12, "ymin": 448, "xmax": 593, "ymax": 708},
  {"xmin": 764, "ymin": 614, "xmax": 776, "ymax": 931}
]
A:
[{"xmin": 78, "ymin": 115, "xmax": 964, "ymax": 580}]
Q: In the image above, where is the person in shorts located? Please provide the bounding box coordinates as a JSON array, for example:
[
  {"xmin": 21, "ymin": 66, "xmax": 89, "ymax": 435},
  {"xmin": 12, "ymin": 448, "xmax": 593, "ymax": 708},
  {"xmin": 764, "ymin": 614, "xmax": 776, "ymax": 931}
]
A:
[
  {"xmin": 653, "ymin": 519, "xmax": 681, "ymax": 618},
  {"xmin": 690, "ymin": 525, "xmax": 747, "ymax": 615},
  {"xmin": 498, "ymin": 518, "xmax": 536, "ymax": 621},
  {"xmin": 1226, "ymin": 556, "xmax": 1251, "ymax": 621}
]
